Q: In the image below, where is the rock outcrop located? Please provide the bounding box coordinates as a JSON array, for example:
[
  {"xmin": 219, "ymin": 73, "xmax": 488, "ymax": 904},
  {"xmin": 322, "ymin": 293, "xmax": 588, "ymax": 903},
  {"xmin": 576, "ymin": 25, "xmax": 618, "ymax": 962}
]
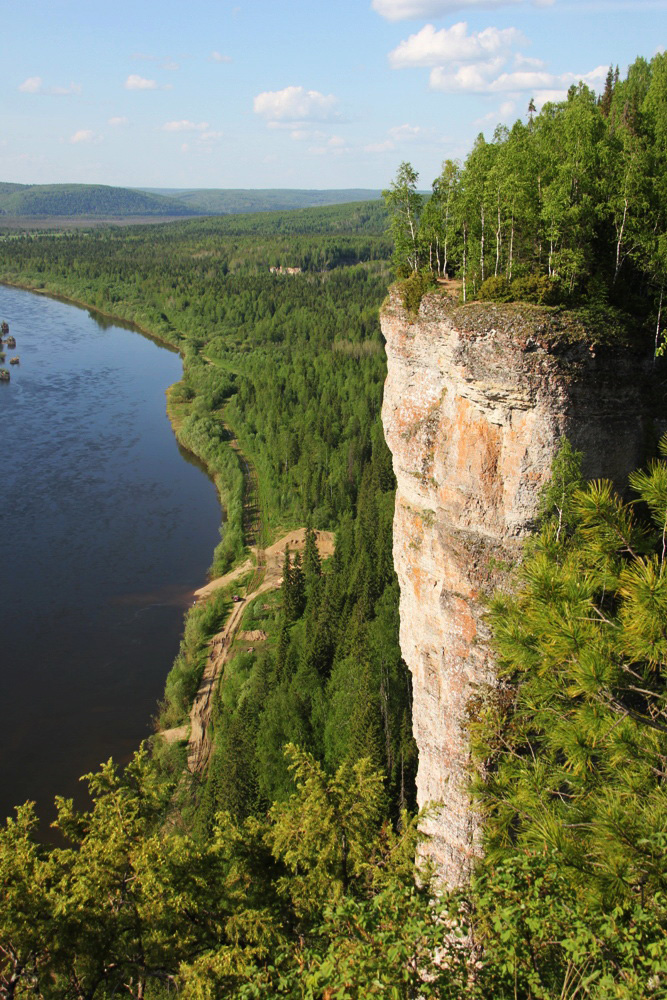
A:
[{"xmin": 381, "ymin": 287, "xmax": 665, "ymax": 887}]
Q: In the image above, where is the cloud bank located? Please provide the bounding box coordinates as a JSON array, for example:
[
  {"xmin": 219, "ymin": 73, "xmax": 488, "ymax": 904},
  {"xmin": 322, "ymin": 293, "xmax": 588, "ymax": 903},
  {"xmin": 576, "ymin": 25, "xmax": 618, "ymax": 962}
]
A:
[
  {"xmin": 389, "ymin": 19, "xmax": 606, "ymax": 106},
  {"xmin": 389, "ymin": 22, "xmax": 524, "ymax": 67}
]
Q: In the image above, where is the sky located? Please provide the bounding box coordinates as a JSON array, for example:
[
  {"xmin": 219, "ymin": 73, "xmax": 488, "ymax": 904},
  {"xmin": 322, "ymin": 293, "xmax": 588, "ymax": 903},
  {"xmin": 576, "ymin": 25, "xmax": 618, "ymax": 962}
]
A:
[{"xmin": 2, "ymin": 0, "xmax": 666, "ymax": 191}]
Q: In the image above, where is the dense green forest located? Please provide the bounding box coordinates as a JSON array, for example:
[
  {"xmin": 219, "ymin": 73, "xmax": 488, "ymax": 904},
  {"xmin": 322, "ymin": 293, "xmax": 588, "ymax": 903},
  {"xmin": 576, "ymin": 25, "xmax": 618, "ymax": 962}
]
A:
[
  {"xmin": 5, "ymin": 443, "xmax": 667, "ymax": 996},
  {"xmin": 141, "ymin": 187, "xmax": 384, "ymax": 215},
  {"xmin": 0, "ymin": 183, "xmax": 199, "ymax": 218},
  {"xmin": 386, "ymin": 53, "xmax": 667, "ymax": 346},
  {"xmin": 3, "ymin": 57, "xmax": 667, "ymax": 994},
  {"xmin": 0, "ymin": 206, "xmax": 426, "ymax": 994},
  {"xmin": 0, "ymin": 182, "xmax": 387, "ymax": 220}
]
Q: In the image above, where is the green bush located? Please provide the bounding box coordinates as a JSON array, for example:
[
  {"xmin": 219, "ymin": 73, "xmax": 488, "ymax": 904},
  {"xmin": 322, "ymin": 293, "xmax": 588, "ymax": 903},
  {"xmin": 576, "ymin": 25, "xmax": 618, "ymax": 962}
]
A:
[
  {"xmin": 477, "ymin": 273, "xmax": 561, "ymax": 304},
  {"xmin": 400, "ymin": 270, "xmax": 435, "ymax": 314},
  {"xmin": 478, "ymin": 275, "xmax": 512, "ymax": 301},
  {"xmin": 509, "ymin": 273, "xmax": 560, "ymax": 304}
]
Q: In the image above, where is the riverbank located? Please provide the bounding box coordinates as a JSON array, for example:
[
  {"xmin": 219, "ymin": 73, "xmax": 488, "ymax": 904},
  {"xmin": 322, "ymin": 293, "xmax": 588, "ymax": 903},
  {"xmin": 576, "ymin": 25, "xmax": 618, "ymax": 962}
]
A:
[{"xmin": 0, "ymin": 278, "xmax": 183, "ymax": 353}]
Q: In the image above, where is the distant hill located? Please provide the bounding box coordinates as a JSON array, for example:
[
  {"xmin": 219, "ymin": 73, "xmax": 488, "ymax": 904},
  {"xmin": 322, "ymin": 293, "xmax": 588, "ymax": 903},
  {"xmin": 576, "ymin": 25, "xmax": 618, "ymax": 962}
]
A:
[
  {"xmin": 0, "ymin": 183, "xmax": 199, "ymax": 218},
  {"xmin": 167, "ymin": 199, "xmax": 390, "ymax": 237},
  {"xmin": 0, "ymin": 182, "xmax": 388, "ymax": 224},
  {"xmin": 138, "ymin": 187, "xmax": 384, "ymax": 215}
]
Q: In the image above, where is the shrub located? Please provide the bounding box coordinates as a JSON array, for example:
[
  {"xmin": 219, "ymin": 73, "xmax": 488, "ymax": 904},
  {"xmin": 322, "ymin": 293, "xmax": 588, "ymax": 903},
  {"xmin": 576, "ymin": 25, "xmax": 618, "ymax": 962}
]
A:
[
  {"xmin": 478, "ymin": 275, "xmax": 512, "ymax": 301},
  {"xmin": 400, "ymin": 271, "xmax": 434, "ymax": 314},
  {"xmin": 509, "ymin": 273, "xmax": 560, "ymax": 304}
]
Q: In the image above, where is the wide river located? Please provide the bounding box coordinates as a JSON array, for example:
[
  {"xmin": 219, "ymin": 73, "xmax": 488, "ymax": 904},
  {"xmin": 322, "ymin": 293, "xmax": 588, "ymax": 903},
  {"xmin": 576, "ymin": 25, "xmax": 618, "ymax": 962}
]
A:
[{"xmin": 0, "ymin": 284, "xmax": 221, "ymax": 827}]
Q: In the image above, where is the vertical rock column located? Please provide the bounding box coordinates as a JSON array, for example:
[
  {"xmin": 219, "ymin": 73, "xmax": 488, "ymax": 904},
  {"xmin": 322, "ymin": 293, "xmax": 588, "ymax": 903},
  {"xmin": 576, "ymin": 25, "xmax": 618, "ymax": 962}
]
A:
[{"xmin": 381, "ymin": 288, "xmax": 664, "ymax": 887}]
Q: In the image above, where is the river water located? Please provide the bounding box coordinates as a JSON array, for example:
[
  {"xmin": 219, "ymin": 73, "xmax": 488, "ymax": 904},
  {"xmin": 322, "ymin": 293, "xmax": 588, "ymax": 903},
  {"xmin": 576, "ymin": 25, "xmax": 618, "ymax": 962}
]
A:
[{"xmin": 0, "ymin": 284, "xmax": 221, "ymax": 826}]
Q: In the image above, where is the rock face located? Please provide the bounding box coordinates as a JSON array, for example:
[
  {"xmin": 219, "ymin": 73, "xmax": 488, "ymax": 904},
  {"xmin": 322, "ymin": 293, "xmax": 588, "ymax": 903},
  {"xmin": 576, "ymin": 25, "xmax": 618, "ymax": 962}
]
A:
[{"xmin": 381, "ymin": 287, "xmax": 665, "ymax": 887}]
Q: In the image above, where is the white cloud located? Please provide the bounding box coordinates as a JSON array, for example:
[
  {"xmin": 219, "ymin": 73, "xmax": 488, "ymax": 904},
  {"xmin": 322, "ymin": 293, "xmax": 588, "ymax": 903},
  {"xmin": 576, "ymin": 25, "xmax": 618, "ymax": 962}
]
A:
[
  {"xmin": 532, "ymin": 89, "xmax": 568, "ymax": 107},
  {"xmin": 514, "ymin": 53, "xmax": 545, "ymax": 69},
  {"xmin": 429, "ymin": 58, "xmax": 504, "ymax": 91},
  {"xmin": 475, "ymin": 99, "xmax": 516, "ymax": 124},
  {"xmin": 253, "ymin": 85, "xmax": 340, "ymax": 123},
  {"xmin": 19, "ymin": 76, "xmax": 42, "ymax": 93},
  {"xmin": 70, "ymin": 129, "xmax": 97, "ymax": 144},
  {"xmin": 373, "ymin": 0, "xmax": 554, "ymax": 20},
  {"xmin": 389, "ymin": 123, "xmax": 426, "ymax": 139},
  {"xmin": 308, "ymin": 135, "xmax": 350, "ymax": 156},
  {"xmin": 211, "ymin": 51, "xmax": 232, "ymax": 63},
  {"xmin": 364, "ymin": 139, "xmax": 396, "ymax": 153},
  {"xmin": 429, "ymin": 61, "xmax": 605, "ymax": 92},
  {"xmin": 108, "ymin": 116, "xmax": 129, "ymax": 126},
  {"xmin": 487, "ymin": 63, "xmax": 607, "ymax": 92},
  {"xmin": 393, "ymin": 19, "xmax": 606, "ymax": 100},
  {"xmin": 162, "ymin": 119, "xmax": 210, "ymax": 132},
  {"xmin": 19, "ymin": 76, "xmax": 81, "ymax": 95},
  {"xmin": 389, "ymin": 22, "xmax": 523, "ymax": 68},
  {"xmin": 198, "ymin": 131, "xmax": 223, "ymax": 142},
  {"xmin": 364, "ymin": 123, "xmax": 443, "ymax": 153},
  {"xmin": 125, "ymin": 74, "xmax": 158, "ymax": 90}
]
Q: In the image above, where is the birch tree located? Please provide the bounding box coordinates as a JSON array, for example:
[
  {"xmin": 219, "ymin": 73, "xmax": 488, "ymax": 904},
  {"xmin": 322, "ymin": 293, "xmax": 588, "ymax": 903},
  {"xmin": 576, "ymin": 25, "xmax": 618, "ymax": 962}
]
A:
[{"xmin": 382, "ymin": 161, "xmax": 423, "ymax": 277}]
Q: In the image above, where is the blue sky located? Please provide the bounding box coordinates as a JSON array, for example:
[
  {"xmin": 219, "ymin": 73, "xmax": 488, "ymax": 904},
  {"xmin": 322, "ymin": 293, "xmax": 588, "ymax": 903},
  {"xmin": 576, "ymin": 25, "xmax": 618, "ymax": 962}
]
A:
[{"xmin": 2, "ymin": 0, "xmax": 666, "ymax": 190}]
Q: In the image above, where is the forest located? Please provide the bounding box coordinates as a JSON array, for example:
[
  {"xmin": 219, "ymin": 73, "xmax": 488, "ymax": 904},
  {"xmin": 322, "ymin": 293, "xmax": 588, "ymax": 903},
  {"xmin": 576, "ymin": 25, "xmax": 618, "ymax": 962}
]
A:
[
  {"xmin": 385, "ymin": 53, "xmax": 667, "ymax": 350},
  {"xmin": 0, "ymin": 182, "xmax": 198, "ymax": 219},
  {"xmin": 0, "ymin": 183, "xmax": 386, "ymax": 221},
  {"xmin": 2, "ymin": 57, "xmax": 667, "ymax": 998}
]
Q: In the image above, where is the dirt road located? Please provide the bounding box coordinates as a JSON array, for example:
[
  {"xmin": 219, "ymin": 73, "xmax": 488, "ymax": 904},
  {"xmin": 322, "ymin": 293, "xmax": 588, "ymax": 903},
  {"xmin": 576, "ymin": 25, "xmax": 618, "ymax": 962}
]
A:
[
  {"xmin": 161, "ymin": 357, "xmax": 335, "ymax": 769},
  {"xmin": 162, "ymin": 527, "xmax": 335, "ymax": 772}
]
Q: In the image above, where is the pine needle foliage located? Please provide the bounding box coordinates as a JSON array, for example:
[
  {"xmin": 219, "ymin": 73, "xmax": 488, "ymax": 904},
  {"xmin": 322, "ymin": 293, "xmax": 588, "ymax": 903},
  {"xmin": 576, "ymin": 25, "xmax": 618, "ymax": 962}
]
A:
[{"xmin": 468, "ymin": 437, "xmax": 667, "ymax": 997}]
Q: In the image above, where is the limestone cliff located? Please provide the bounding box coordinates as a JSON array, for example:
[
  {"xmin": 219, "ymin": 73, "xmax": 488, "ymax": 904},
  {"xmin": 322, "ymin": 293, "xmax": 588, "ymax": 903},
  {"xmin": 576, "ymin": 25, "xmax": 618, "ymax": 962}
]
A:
[{"xmin": 381, "ymin": 287, "xmax": 665, "ymax": 887}]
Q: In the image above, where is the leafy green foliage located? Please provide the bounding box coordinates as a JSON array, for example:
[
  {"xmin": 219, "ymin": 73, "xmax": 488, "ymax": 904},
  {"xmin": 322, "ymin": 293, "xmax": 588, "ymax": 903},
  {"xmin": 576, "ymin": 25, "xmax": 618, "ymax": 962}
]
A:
[
  {"xmin": 399, "ymin": 270, "xmax": 436, "ymax": 314},
  {"xmin": 0, "ymin": 746, "xmax": 467, "ymax": 999},
  {"xmin": 392, "ymin": 53, "xmax": 667, "ymax": 343},
  {"xmin": 383, "ymin": 162, "xmax": 423, "ymax": 277}
]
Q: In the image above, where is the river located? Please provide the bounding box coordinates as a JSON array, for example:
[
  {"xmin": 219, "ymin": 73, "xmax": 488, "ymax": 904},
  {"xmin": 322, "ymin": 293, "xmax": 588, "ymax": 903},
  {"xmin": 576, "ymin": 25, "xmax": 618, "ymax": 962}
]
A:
[{"xmin": 0, "ymin": 283, "xmax": 221, "ymax": 827}]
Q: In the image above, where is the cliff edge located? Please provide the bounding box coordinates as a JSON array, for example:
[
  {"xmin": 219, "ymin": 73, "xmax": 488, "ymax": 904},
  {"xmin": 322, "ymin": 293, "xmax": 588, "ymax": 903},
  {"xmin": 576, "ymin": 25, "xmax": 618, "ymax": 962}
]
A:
[{"xmin": 381, "ymin": 287, "xmax": 665, "ymax": 887}]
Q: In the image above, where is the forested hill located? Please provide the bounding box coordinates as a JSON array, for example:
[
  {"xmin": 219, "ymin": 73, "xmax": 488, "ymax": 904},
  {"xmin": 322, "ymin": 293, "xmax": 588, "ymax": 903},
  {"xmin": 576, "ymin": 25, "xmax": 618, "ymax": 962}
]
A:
[
  {"xmin": 141, "ymin": 187, "xmax": 384, "ymax": 214},
  {"xmin": 0, "ymin": 183, "xmax": 199, "ymax": 218},
  {"xmin": 165, "ymin": 198, "xmax": 389, "ymax": 236},
  {"xmin": 0, "ymin": 182, "xmax": 387, "ymax": 220}
]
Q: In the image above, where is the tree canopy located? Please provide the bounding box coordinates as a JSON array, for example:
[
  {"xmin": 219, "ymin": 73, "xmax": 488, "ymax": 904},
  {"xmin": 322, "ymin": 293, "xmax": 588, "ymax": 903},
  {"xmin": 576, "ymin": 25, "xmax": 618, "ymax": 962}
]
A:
[{"xmin": 385, "ymin": 53, "xmax": 667, "ymax": 340}]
